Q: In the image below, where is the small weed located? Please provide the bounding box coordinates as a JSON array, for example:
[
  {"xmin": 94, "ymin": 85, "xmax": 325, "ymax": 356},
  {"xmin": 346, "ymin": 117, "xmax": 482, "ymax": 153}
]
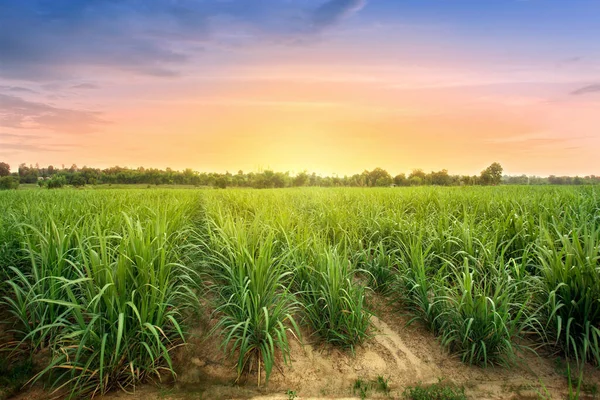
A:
[
  {"xmin": 403, "ymin": 381, "xmax": 466, "ymax": 400},
  {"xmin": 286, "ymin": 389, "xmax": 297, "ymax": 400},
  {"xmin": 376, "ymin": 375, "xmax": 390, "ymax": 395},
  {"xmin": 352, "ymin": 376, "xmax": 392, "ymax": 398},
  {"xmin": 354, "ymin": 378, "xmax": 370, "ymax": 399},
  {"xmin": 0, "ymin": 357, "xmax": 34, "ymax": 400},
  {"xmin": 582, "ymin": 382, "xmax": 598, "ymax": 398}
]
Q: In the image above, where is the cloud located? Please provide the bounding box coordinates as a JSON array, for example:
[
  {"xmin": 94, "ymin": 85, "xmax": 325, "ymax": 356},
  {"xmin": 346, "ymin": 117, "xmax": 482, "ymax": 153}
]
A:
[
  {"xmin": 70, "ymin": 83, "xmax": 99, "ymax": 90},
  {"xmin": 0, "ymin": 94, "xmax": 108, "ymax": 133},
  {"xmin": 0, "ymin": 132, "xmax": 41, "ymax": 140},
  {"xmin": 0, "ymin": 131, "xmax": 75, "ymax": 157},
  {"xmin": 312, "ymin": 0, "xmax": 367, "ymax": 30},
  {"xmin": 0, "ymin": 142, "xmax": 72, "ymax": 152},
  {"xmin": 0, "ymin": 0, "xmax": 370, "ymax": 81},
  {"xmin": 0, "ymin": 85, "xmax": 37, "ymax": 94},
  {"xmin": 571, "ymin": 84, "xmax": 600, "ymax": 95},
  {"xmin": 0, "ymin": 1, "xmax": 205, "ymax": 80}
]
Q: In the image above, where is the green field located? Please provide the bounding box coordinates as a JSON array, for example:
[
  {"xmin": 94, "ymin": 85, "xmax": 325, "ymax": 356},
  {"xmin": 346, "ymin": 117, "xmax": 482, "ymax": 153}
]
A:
[{"xmin": 1, "ymin": 186, "xmax": 599, "ymax": 398}]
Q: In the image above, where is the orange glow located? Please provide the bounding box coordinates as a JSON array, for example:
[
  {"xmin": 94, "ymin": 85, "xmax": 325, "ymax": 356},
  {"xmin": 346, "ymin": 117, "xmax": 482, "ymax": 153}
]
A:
[{"xmin": 2, "ymin": 58, "xmax": 600, "ymax": 176}]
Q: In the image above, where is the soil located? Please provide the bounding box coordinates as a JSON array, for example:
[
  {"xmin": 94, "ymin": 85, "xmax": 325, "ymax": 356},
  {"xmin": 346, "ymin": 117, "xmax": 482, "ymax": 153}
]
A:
[{"xmin": 6, "ymin": 294, "xmax": 600, "ymax": 400}]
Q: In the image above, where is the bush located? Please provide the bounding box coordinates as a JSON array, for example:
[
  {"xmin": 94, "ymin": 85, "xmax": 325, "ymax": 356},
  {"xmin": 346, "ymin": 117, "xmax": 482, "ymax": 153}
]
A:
[
  {"xmin": 47, "ymin": 175, "xmax": 66, "ymax": 189},
  {"xmin": 0, "ymin": 176, "xmax": 19, "ymax": 190}
]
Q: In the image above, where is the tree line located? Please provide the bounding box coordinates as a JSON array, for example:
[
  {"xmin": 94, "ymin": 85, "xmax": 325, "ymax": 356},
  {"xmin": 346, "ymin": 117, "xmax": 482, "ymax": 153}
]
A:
[{"xmin": 0, "ymin": 161, "xmax": 597, "ymax": 190}]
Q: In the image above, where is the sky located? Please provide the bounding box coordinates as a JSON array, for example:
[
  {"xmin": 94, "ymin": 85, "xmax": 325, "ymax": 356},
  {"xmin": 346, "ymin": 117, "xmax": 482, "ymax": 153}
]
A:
[{"xmin": 1, "ymin": 0, "xmax": 599, "ymax": 177}]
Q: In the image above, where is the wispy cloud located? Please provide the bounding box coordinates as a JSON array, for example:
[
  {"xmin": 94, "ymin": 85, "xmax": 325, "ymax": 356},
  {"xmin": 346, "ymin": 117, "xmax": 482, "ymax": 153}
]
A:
[
  {"xmin": 70, "ymin": 83, "xmax": 99, "ymax": 90},
  {"xmin": 0, "ymin": 132, "xmax": 41, "ymax": 140},
  {"xmin": 0, "ymin": 94, "xmax": 108, "ymax": 133},
  {"xmin": 485, "ymin": 132, "xmax": 589, "ymax": 149},
  {"xmin": 0, "ymin": 131, "xmax": 76, "ymax": 157},
  {"xmin": 571, "ymin": 84, "xmax": 600, "ymax": 95},
  {"xmin": 0, "ymin": 142, "xmax": 73, "ymax": 152},
  {"xmin": 0, "ymin": 85, "xmax": 37, "ymax": 93}
]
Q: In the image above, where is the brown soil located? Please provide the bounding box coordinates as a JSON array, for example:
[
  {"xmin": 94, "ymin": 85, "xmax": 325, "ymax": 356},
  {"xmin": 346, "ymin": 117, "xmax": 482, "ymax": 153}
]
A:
[{"xmin": 7, "ymin": 295, "xmax": 600, "ymax": 400}]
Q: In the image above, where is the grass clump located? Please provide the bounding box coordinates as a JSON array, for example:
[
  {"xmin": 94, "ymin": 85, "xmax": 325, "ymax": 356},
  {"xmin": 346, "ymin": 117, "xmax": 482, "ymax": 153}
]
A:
[
  {"xmin": 0, "ymin": 357, "xmax": 34, "ymax": 400},
  {"xmin": 204, "ymin": 217, "xmax": 300, "ymax": 385},
  {"xmin": 440, "ymin": 258, "xmax": 538, "ymax": 366},
  {"xmin": 1, "ymin": 192, "xmax": 200, "ymax": 398},
  {"xmin": 536, "ymin": 225, "xmax": 600, "ymax": 366},
  {"xmin": 356, "ymin": 243, "xmax": 397, "ymax": 295},
  {"xmin": 298, "ymin": 247, "xmax": 372, "ymax": 350}
]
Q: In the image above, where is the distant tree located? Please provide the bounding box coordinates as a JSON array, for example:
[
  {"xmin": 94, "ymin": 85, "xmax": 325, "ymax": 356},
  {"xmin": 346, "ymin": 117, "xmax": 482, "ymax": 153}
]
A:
[
  {"xmin": 393, "ymin": 173, "xmax": 408, "ymax": 186},
  {"xmin": 429, "ymin": 169, "xmax": 451, "ymax": 186},
  {"xmin": 367, "ymin": 168, "xmax": 392, "ymax": 187},
  {"xmin": 272, "ymin": 172, "xmax": 289, "ymax": 188},
  {"xmin": 47, "ymin": 175, "xmax": 66, "ymax": 189},
  {"xmin": 18, "ymin": 163, "xmax": 38, "ymax": 183},
  {"xmin": 480, "ymin": 162, "xmax": 503, "ymax": 185},
  {"xmin": 293, "ymin": 171, "xmax": 309, "ymax": 187},
  {"xmin": 409, "ymin": 176, "xmax": 423, "ymax": 186},
  {"xmin": 70, "ymin": 172, "xmax": 86, "ymax": 187},
  {"xmin": 0, "ymin": 162, "xmax": 9, "ymax": 177},
  {"xmin": 504, "ymin": 174, "xmax": 528, "ymax": 185},
  {"xmin": 80, "ymin": 167, "xmax": 100, "ymax": 184},
  {"xmin": 0, "ymin": 176, "xmax": 19, "ymax": 190},
  {"xmin": 214, "ymin": 175, "xmax": 229, "ymax": 189},
  {"xmin": 409, "ymin": 169, "xmax": 426, "ymax": 181}
]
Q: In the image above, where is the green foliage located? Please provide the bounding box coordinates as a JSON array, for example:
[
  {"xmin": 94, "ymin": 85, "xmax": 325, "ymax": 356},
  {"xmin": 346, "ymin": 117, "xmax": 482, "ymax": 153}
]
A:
[
  {"xmin": 0, "ymin": 358, "xmax": 34, "ymax": 400},
  {"xmin": 439, "ymin": 258, "xmax": 538, "ymax": 366},
  {"xmin": 536, "ymin": 225, "xmax": 600, "ymax": 366},
  {"xmin": 356, "ymin": 243, "xmax": 397, "ymax": 295},
  {"xmin": 353, "ymin": 378, "xmax": 370, "ymax": 399},
  {"xmin": 376, "ymin": 375, "xmax": 391, "ymax": 395},
  {"xmin": 0, "ymin": 176, "xmax": 19, "ymax": 190},
  {"xmin": 297, "ymin": 247, "xmax": 372, "ymax": 350},
  {"xmin": 8, "ymin": 162, "xmax": 600, "ymax": 187},
  {"xmin": 403, "ymin": 381, "xmax": 467, "ymax": 400},
  {"xmin": 0, "ymin": 162, "xmax": 10, "ymax": 177},
  {"xmin": 47, "ymin": 175, "xmax": 66, "ymax": 189},
  {"xmin": 480, "ymin": 162, "xmax": 503, "ymax": 185},
  {"xmin": 2, "ymin": 184, "xmax": 600, "ymax": 398},
  {"xmin": 0, "ymin": 190, "xmax": 200, "ymax": 398},
  {"xmin": 203, "ymin": 217, "xmax": 300, "ymax": 385},
  {"xmin": 351, "ymin": 376, "xmax": 391, "ymax": 399}
]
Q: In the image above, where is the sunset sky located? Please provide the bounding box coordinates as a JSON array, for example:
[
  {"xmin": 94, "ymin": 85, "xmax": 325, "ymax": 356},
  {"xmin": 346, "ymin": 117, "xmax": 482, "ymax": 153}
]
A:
[{"xmin": 1, "ymin": 0, "xmax": 599, "ymax": 176}]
